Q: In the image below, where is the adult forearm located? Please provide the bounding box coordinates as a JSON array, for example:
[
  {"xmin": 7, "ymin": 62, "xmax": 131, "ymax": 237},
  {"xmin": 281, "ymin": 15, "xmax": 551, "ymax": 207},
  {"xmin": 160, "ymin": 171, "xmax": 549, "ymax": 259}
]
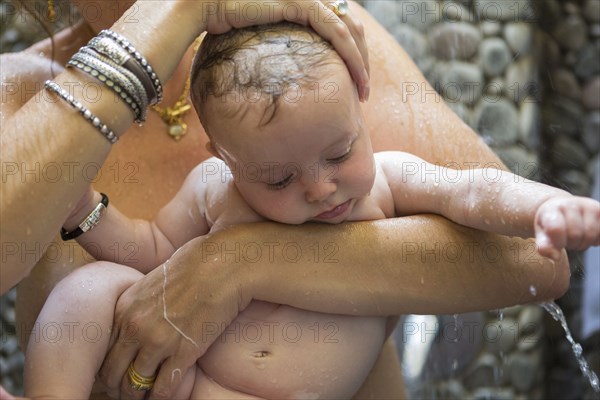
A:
[
  {"xmin": 0, "ymin": 2, "xmax": 204, "ymax": 291},
  {"xmin": 213, "ymin": 217, "xmax": 570, "ymax": 316}
]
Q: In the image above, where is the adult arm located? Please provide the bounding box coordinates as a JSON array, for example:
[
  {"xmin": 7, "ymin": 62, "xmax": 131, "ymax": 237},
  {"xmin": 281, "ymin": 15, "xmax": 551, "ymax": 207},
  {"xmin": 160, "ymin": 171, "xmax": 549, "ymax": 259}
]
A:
[
  {"xmin": 0, "ymin": 0, "xmax": 369, "ymax": 294},
  {"xmin": 103, "ymin": 218, "xmax": 569, "ymax": 399},
  {"xmin": 100, "ymin": 4, "xmax": 572, "ymax": 398}
]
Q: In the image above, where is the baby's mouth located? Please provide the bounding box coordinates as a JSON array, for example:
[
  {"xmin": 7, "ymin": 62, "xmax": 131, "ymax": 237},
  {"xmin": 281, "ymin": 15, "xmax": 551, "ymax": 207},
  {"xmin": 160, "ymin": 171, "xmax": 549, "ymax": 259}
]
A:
[{"xmin": 315, "ymin": 199, "xmax": 352, "ymax": 220}]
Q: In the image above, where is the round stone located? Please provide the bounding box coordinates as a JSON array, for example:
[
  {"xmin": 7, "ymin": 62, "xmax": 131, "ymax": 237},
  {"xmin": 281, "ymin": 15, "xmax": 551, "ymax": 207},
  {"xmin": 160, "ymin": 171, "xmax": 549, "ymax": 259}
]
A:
[
  {"xmin": 479, "ymin": 38, "xmax": 512, "ymax": 77},
  {"xmin": 473, "ymin": 98, "xmax": 519, "ymax": 146},
  {"xmin": 480, "ymin": 20, "xmax": 502, "ymax": 36},
  {"xmin": 508, "ymin": 351, "xmax": 542, "ymax": 392},
  {"xmin": 542, "ymin": 95, "xmax": 584, "ymax": 137},
  {"xmin": 582, "ymin": 76, "xmax": 600, "ymax": 110},
  {"xmin": 505, "ymin": 56, "xmax": 536, "ymax": 104},
  {"xmin": 574, "ymin": 41, "xmax": 600, "ymax": 80},
  {"xmin": 583, "ymin": 112, "xmax": 600, "ymax": 152},
  {"xmin": 433, "ymin": 61, "xmax": 484, "ymax": 105},
  {"xmin": 552, "ymin": 14, "xmax": 588, "ymax": 51},
  {"xmin": 504, "ymin": 22, "xmax": 533, "ymax": 55},
  {"xmin": 549, "ymin": 68, "xmax": 582, "ymax": 101},
  {"xmin": 391, "ymin": 25, "xmax": 427, "ymax": 61},
  {"xmin": 519, "ymin": 99, "xmax": 540, "ymax": 148},
  {"xmin": 428, "ymin": 22, "xmax": 481, "ymax": 60}
]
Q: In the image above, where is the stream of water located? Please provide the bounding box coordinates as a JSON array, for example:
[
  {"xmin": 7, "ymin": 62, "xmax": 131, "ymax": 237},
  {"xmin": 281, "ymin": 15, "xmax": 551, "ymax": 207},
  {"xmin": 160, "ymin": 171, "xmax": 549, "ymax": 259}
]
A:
[{"xmin": 541, "ymin": 301, "xmax": 600, "ymax": 392}]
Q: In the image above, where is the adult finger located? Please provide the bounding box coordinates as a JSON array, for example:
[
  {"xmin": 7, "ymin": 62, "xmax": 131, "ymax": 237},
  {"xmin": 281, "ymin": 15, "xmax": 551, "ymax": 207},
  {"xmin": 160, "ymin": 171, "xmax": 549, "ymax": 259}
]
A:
[
  {"xmin": 119, "ymin": 353, "xmax": 161, "ymax": 400},
  {"xmin": 98, "ymin": 321, "xmax": 141, "ymax": 397},
  {"xmin": 313, "ymin": 2, "xmax": 369, "ymax": 101},
  {"xmin": 273, "ymin": 1, "xmax": 369, "ymax": 102},
  {"xmin": 209, "ymin": 1, "xmax": 369, "ymax": 101},
  {"xmin": 324, "ymin": 1, "xmax": 370, "ymax": 95}
]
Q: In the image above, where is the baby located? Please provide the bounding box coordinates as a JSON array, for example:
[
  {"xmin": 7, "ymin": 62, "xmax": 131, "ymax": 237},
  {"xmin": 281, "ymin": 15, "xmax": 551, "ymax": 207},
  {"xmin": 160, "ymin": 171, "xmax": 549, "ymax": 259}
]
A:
[{"xmin": 25, "ymin": 23, "xmax": 599, "ymax": 399}]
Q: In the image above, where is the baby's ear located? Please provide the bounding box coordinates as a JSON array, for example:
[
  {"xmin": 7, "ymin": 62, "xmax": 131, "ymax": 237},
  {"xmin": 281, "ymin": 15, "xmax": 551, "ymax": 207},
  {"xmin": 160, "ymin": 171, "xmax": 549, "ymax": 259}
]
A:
[{"xmin": 205, "ymin": 141, "xmax": 221, "ymax": 159}]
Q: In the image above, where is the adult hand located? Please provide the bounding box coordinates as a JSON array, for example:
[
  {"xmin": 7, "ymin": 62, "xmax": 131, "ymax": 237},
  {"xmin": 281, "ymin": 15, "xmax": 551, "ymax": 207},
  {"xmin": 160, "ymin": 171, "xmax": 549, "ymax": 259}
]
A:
[
  {"xmin": 199, "ymin": 0, "xmax": 369, "ymax": 100},
  {"xmin": 98, "ymin": 235, "xmax": 252, "ymax": 399}
]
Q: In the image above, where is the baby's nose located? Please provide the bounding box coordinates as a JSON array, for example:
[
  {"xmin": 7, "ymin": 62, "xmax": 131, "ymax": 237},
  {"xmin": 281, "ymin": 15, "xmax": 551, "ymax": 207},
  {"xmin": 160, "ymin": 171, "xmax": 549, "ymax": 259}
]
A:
[{"xmin": 305, "ymin": 179, "xmax": 337, "ymax": 203}]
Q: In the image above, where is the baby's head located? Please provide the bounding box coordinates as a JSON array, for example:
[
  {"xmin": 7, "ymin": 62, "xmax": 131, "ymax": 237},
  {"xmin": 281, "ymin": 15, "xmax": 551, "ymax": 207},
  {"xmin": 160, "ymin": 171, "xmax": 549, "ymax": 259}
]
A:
[{"xmin": 191, "ymin": 23, "xmax": 375, "ymax": 224}]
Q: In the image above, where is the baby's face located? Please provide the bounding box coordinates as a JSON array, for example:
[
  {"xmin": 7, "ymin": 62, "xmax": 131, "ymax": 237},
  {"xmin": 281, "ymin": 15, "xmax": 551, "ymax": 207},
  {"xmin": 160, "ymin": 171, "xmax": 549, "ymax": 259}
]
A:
[{"xmin": 206, "ymin": 61, "xmax": 375, "ymax": 225}]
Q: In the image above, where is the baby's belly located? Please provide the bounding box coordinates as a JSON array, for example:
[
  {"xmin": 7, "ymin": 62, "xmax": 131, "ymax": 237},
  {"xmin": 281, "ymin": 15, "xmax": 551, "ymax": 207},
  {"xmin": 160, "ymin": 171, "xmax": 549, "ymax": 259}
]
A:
[{"xmin": 197, "ymin": 301, "xmax": 387, "ymax": 399}]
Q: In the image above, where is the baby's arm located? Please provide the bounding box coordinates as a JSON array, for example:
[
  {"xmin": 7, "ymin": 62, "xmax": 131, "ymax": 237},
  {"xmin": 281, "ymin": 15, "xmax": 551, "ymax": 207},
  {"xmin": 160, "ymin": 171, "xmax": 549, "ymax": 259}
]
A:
[
  {"xmin": 379, "ymin": 151, "xmax": 600, "ymax": 259},
  {"xmin": 62, "ymin": 160, "xmax": 217, "ymax": 272}
]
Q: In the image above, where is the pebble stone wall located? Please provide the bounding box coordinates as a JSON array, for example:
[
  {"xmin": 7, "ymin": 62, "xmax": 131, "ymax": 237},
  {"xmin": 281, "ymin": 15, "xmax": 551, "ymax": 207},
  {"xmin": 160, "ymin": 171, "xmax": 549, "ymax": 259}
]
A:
[
  {"xmin": 362, "ymin": 1, "xmax": 599, "ymax": 399},
  {"xmin": 1, "ymin": 0, "xmax": 598, "ymax": 398}
]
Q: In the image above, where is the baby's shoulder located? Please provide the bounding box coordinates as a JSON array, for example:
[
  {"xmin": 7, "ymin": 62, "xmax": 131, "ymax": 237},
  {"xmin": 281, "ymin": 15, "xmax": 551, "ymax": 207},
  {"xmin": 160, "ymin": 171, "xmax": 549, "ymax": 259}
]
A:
[{"xmin": 189, "ymin": 158, "xmax": 262, "ymax": 229}]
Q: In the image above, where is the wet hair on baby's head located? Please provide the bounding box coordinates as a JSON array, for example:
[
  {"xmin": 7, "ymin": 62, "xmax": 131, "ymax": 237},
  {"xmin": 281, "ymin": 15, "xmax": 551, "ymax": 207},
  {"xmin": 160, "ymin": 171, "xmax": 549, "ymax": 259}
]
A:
[{"xmin": 190, "ymin": 22, "xmax": 338, "ymax": 132}]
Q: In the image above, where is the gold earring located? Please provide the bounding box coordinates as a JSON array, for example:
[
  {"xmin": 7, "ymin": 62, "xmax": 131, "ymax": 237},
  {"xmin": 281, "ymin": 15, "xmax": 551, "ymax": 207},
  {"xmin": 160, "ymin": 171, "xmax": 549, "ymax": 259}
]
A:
[{"xmin": 47, "ymin": 0, "xmax": 57, "ymax": 21}]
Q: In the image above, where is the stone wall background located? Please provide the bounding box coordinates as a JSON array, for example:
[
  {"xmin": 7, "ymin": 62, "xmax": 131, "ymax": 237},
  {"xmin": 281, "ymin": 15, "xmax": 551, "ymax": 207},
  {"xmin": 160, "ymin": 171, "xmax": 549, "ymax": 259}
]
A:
[
  {"xmin": 363, "ymin": 1, "xmax": 599, "ymax": 399},
  {"xmin": 1, "ymin": 0, "xmax": 599, "ymax": 398}
]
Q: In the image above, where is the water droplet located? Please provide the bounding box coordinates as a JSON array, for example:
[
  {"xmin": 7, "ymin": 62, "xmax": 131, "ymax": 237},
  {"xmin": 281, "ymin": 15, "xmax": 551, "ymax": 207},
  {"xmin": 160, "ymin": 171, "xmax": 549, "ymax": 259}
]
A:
[{"xmin": 529, "ymin": 285, "xmax": 537, "ymax": 296}]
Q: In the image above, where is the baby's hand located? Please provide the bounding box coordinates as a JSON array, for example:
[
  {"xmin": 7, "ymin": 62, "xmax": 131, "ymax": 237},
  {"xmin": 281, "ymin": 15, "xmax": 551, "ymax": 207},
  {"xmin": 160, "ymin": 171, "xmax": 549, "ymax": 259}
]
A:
[{"xmin": 534, "ymin": 196, "xmax": 600, "ymax": 260}]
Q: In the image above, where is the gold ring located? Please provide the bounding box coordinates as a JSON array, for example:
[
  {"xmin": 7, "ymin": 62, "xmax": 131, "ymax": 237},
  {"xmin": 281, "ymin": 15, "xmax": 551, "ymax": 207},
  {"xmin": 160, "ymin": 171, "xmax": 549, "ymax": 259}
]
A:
[
  {"xmin": 328, "ymin": 0, "xmax": 349, "ymax": 16},
  {"xmin": 127, "ymin": 362, "xmax": 157, "ymax": 391}
]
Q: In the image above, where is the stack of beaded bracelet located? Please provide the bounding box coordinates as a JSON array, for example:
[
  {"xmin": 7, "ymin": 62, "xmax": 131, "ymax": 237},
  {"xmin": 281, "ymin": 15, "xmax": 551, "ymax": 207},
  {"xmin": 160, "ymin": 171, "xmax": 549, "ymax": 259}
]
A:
[
  {"xmin": 66, "ymin": 30, "xmax": 163, "ymax": 124},
  {"xmin": 97, "ymin": 30, "xmax": 163, "ymax": 104},
  {"xmin": 45, "ymin": 30, "xmax": 162, "ymax": 144}
]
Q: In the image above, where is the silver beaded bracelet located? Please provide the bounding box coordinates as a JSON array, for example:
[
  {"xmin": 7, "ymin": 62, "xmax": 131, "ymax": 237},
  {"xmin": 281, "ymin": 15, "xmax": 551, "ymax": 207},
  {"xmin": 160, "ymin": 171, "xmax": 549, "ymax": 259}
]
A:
[
  {"xmin": 87, "ymin": 36, "xmax": 159, "ymax": 105},
  {"xmin": 68, "ymin": 50, "xmax": 147, "ymax": 123},
  {"xmin": 44, "ymin": 80, "xmax": 118, "ymax": 144},
  {"xmin": 98, "ymin": 29, "xmax": 163, "ymax": 104},
  {"xmin": 79, "ymin": 46, "xmax": 148, "ymax": 117}
]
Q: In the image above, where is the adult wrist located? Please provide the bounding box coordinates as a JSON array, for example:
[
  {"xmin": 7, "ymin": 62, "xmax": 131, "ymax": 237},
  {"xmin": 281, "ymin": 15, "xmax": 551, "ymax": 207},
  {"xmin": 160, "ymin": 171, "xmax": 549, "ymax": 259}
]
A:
[{"xmin": 111, "ymin": 0, "xmax": 206, "ymax": 83}]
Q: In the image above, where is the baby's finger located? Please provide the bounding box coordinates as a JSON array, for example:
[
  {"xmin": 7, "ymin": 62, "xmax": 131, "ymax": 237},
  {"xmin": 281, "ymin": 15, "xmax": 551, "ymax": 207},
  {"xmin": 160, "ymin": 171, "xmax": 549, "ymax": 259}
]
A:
[
  {"xmin": 536, "ymin": 209, "xmax": 568, "ymax": 251},
  {"xmin": 563, "ymin": 205, "xmax": 586, "ymax": 250},
  {"xmin": 580, "ymin": 204, "xmax": 600, "ymax": 249}
]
